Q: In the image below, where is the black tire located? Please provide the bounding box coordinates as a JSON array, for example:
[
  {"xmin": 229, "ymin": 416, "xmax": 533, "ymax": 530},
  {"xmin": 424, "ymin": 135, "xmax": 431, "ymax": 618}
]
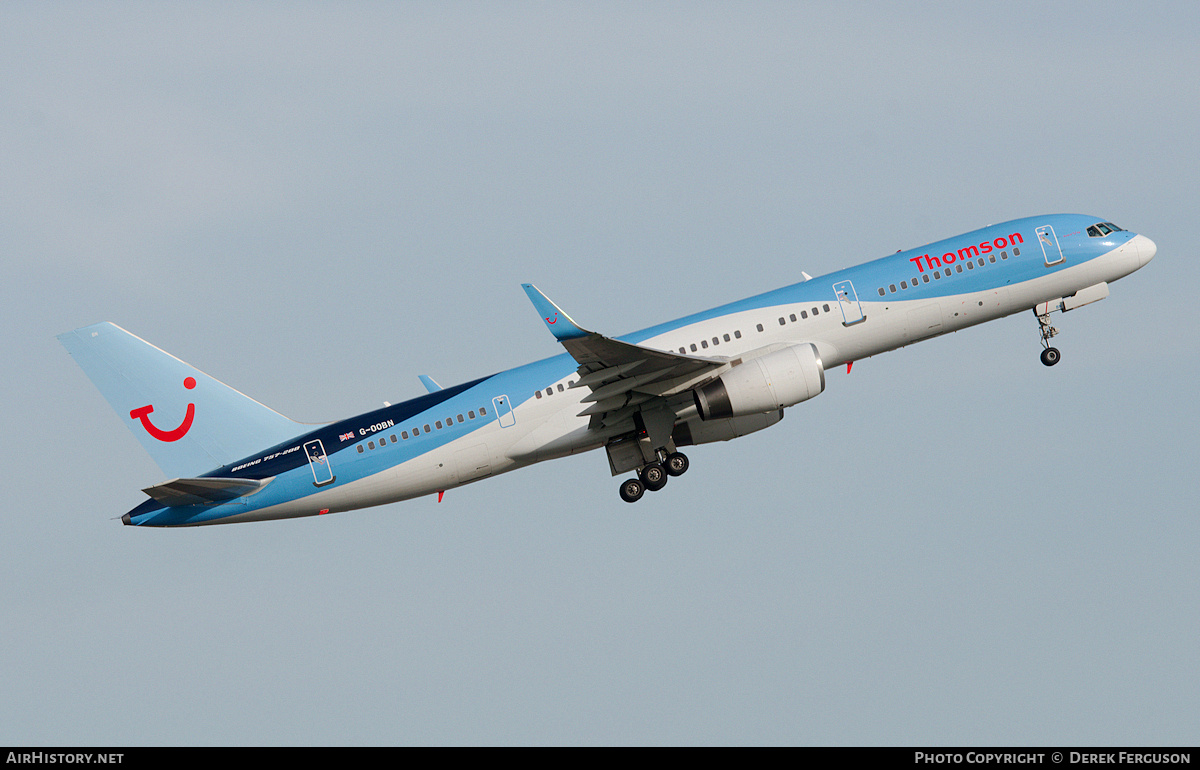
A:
[
  {"xmin": 619, "ymin": 478, "xmax": 645, "ymax": 503},
  {"xmin": 665, "ymin": 452, "xmax": 689, "ymax": 477},
  {"xmin": 641, "ymin": 463, "xmax": 668, "ymax": 492},
  {"xmin": 1040, "ymin": 347, "xmax": 1061, "ymax": 367}
]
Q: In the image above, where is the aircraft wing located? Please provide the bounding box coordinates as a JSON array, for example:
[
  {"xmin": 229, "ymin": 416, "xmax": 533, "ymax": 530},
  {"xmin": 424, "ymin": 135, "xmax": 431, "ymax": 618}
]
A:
[{"xmin": 521, "ymin": 284, "xmax": 729, "ymax": 427}]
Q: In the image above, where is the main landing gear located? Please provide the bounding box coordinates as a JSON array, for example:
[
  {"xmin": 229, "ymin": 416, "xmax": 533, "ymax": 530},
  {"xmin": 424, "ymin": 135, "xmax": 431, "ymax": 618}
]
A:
[
  {"xmin": 1034, "ymin": 308, "xmax": 1062, "ymax": 367},
  {"xmin": 618, "ymin": 450, "xmax": 690, "ymax": 503}
]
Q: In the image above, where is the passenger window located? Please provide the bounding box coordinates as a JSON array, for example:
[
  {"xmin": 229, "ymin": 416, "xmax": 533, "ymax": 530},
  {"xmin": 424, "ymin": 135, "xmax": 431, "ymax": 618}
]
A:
[
  {"xmin": 357, "ymin": 445, "xmax": 364, "ymax": 453},
  {"xmin": 933, "ymin": 271, "xmax": 941, "ymax": 279},
  {"xmin": 1013, "ymin": 247, "xmax": 1020, "ymax": 256},
  {"xmin": 679, "ymin": 347, "xmax": 686, "ymax": 354},
  {"xmin": 1000, "ymin": 251, "xmax": 1007, "ymax": 259},
  {"xmin": 435, "ymin": 421, "xmax": 442, "ymax": 429},
  {"xmin": 535, "ymin": 390, "xmax": 542, "ymax": 399},
  {"xmin": 712, "ymin": 337, "xmax": 719, "ymax": 346},
  {"xmin": 468, "ymin": 410, "xmax": 475, "ymax": 419},
  {"xmin": 989, "ymin": 255, "xmax": 996, "ymax": 263},
  {"xmin": 801, "ymin": 310, "xmax": 808, "ymax": 319},
  {"xmin": 690, "ymin": 343, "xmax": 698, "ymax": 351},
  {"xmin": 701, "ymin": 339, "xmax": 709, "ymax": 348},
  {"xmin": 734, "ymin": 330, "xmax": 741, "ymax": 339},
  {"xmin": 723, "ymin": 334, "xmax": 730, "ymax": 342},
  {"xmin": 901, "ymin": 280, "xmax": 908, "ymax": 289},
  {"xmin": 756, "ymin": 324, "xmax": 764, "ymax": 332},
  {"xmin": 922, "ymin": 274, "xmax": 929, "ymax": 283},
  {"xmin": 557, "ymin": 384, "xmax": 564, "ymax": 392},
  {"xmin": 778, "ymin": 317, "xmax": 785, "ymax": 326},
  {"xmin": 878, "ymin": 288, "xmax": 885, "ymax": 296},
  {"xmin": 412, "ymin": 426, "xmax": 420, "ymax": 436},
  {"xmin": 402, "ymin": 431, "xmax": 409, "ymax": 439},
  {"xmin": 823, "ymin": 304, "xmax": 830, "ymax": 312},
  {"xmin": 889, "ymin": 285, "xmax": 896, "ymax": 293},
  {"xmin": 811, "ymin": 307, "xmax": 819, "ymax": 315},
  {"xmin": 956, "ymin": 265, "xmax": 963, "ymax": 273},
  {"xmin": 458, "ymin": 414, "xmax": 464, "ymax": 422},
  {"xmin": 390, "ymin": 435, "xmax": 397, "ymax": 443},
  {"xmin": 424, "ymin": 424, "xmax": 431, "ymax": 432},
  {"xmin": 479, "ymin": 407, "xmax": 486, "ymax": 416},
  {"xmin": 788, "ymin": 315, "xmax": 796, "ymax": 323},
  {"xmin": 546, "ymin": 387, "xmax": 552, "ymax": 396},
  {"xmin": 368, "ymin": 441, "xmax": 375, "ymax": 450},
  {"xmin": 967, "ymin": 261, "xmax": 974, "ymax": 269}
]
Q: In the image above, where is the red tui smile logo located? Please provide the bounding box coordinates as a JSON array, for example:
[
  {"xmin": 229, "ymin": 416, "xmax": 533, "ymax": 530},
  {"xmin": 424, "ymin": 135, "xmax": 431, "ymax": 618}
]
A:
[{"xmin": 130, "ymin": 377, "xmax": 196, "ymax": 442}]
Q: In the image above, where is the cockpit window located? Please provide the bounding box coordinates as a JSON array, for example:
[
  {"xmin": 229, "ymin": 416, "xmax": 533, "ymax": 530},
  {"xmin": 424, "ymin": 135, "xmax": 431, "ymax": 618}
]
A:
[{"xmin": 1087, "ymin": 222, "xmax": 1125, "ymax": 237}]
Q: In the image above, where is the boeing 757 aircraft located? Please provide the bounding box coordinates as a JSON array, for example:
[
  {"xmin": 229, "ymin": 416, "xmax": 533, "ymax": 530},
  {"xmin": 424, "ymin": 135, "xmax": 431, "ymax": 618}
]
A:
[{"xmin": 59, "ymin": 214, "xmax": 1155, "ymax": 526}]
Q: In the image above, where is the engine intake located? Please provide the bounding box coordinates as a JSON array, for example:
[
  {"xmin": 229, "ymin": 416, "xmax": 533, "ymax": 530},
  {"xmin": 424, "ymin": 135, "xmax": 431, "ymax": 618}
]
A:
[{"xmin": 693, "ymin": 343, "xmax": 825, "ymax": 420}]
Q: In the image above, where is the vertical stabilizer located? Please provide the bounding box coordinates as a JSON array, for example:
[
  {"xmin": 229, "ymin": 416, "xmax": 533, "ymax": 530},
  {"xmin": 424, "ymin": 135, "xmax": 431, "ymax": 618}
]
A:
[{"xmin": 58, "ymin": 322, "xmax": 305, "ymax": 478}]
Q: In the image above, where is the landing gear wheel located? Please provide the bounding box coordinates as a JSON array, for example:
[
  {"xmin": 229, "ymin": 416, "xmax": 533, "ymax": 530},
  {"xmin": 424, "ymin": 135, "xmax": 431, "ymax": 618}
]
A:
[
  {"xmin": 640, "ymin": 462, "xmax": 668, "ymax": 492},
  {"xmin": 619, "ymin": 478, "xmax": 645, "ymax": 503},
  {"xmin": 1040, "ymin": 347, "xmax": 1061, "ymax": 367},
  {"xmin": 665, "ymin": 452, "xmax": 690, "ymax": 477}
]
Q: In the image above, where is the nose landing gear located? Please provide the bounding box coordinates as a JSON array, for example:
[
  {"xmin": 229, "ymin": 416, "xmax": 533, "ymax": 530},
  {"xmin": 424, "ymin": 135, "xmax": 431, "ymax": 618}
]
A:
[
  {"xmin": 618, "ymin": 451, "xmax": 689, "ymax": 502},
  {"xmin": 1035, "ymin": 308, "xmax": 1062, "ymax": 367}
]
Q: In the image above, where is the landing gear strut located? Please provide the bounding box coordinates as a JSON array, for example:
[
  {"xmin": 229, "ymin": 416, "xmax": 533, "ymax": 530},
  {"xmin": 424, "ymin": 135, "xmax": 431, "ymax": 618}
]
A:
[
  {"xmin": 1035, "ymin": 309, "xmax": 1061, "ymax": 367},
  {"xmin": 618, "ymin": 450, "xmax": 689, "ymax": 502}
]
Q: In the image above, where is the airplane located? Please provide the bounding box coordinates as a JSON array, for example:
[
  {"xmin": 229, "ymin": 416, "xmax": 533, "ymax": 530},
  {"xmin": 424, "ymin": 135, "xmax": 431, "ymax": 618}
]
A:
[{"xmin": 59, "ymin": 214, "xmax": 1155, "ymax": 527}]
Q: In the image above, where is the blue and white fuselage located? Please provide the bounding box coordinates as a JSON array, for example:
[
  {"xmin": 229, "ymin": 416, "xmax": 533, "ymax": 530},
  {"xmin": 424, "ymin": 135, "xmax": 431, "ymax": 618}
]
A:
[{"xmin": 59, "ymin": 214, "xmax": 1155, "ymax": 526}]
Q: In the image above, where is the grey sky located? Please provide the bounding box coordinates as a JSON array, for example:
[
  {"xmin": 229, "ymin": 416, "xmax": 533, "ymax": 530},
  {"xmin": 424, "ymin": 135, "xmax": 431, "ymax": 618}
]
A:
[{"xmin": 2, "ymin": 2, "xmax": 1197, "ymax": 745}]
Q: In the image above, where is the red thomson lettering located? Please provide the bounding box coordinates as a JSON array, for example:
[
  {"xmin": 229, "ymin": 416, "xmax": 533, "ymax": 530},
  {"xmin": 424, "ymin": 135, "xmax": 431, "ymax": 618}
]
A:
[
  {"xmin": 903, "ymin": 231, "xmax": 1025, "ymax": 274},
  {"xmin": 908, "ymin": 253, "xmax": 945, "ymax": 272}
]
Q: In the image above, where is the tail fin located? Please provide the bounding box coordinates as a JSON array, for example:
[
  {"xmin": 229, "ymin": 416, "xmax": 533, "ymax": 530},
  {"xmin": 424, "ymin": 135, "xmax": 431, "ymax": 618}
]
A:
[{"xmin": 58, "ymin": 322, "xmax": 305, "ymax": 478}]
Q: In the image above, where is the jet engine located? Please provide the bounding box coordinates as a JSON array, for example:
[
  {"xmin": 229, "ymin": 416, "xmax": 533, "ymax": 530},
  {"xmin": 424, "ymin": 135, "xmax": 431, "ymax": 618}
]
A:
[
  {"xmin": 672, "ymin": 410, "xmax": 783, "ymax": 446},
  {"xmin": 692, "ymin": 343, "xmax": 825, "ymax": 421}
]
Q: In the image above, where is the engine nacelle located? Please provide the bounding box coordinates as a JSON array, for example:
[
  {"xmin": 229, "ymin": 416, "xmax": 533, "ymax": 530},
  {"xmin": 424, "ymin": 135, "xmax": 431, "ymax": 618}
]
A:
[
  {"xmin": 693, "ymin": 343, "xmax": 825, "ymax": 421},
  {"xmin": 672, "ymin": 410, "xmax": 783, "ymax": 446}
]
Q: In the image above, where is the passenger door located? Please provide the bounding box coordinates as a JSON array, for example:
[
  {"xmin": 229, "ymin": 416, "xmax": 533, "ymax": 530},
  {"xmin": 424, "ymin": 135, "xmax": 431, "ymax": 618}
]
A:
[
  {"xmin": 833, "ymin": 280, "xmax": 866, "ymax": 326},
  {"xmin": 1038, "ymin": 225, "xmax": 1064, "ymax": 266},
  {"xmin": 304, "ymin": 439, "xmax": 335, "ymax": 487},
  {"xmin": 492, "ymin": 395, "xmax": 516, "ymax": 428}
]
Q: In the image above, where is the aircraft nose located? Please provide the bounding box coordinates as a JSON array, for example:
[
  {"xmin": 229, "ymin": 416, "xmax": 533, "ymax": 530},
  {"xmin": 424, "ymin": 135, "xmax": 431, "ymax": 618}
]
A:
[{"xmin": 1133, "ymin": 234, "xmax": 1157, "ymax": 267}]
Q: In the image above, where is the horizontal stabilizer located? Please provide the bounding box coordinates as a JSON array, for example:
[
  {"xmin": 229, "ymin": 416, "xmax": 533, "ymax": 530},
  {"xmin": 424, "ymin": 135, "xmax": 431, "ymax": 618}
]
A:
[{"xmin": 142, "ymin": 476, "xmax": 273, "ymax": 507}]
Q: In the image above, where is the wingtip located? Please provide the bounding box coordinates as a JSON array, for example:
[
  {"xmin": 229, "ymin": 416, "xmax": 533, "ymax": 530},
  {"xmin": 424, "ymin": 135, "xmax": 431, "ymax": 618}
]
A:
[{"xmin": 522, "ymin": 283, "xmax": 589, "ymax": 341}]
